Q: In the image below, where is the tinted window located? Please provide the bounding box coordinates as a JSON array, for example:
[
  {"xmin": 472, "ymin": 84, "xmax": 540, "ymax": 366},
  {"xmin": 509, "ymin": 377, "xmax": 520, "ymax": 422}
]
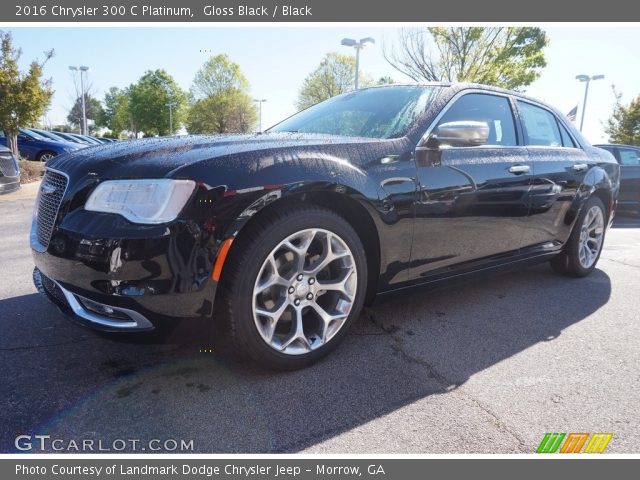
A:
[
  {"xmin": 437, "ymin": 93, "xmax": 517, "ymax": 146},
  {"xmin": 618, "ymin": 147, "xmax": 640, "ymax": 166},
  {"xmin": 518, "ymin": 101, "xmax": 562, "ymax": 147},
  {"xmin": 557, "ymin": 121, "xmax": 576, "ymax": 148},
  {"xmin": 270, "ymin": 86, "xmax": 441, "ymax": 139}
]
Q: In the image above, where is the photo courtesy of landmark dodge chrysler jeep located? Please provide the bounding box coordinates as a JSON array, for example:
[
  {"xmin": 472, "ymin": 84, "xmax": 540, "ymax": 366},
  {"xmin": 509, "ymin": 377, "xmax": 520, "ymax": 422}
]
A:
[{"xmin": 31, "ymin": 83, "xmax": 619, "ymax": 369}]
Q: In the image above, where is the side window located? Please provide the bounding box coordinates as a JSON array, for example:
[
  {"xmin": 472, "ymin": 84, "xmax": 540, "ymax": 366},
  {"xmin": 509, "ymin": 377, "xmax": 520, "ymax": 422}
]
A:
[
  {"xmin": 437, "ymin": 93, "xmax": 517, "ymax": 147},
  {"xmin": 618, "ymin": 148, "xmax": 640, "ymax": 166},
  {"xmin": 557, "ymin": 120, "xmax": 576, "ymax": 148},
  {"xmin": 518, "ymin": 101, "xmax": 562, "ymax": 147}
]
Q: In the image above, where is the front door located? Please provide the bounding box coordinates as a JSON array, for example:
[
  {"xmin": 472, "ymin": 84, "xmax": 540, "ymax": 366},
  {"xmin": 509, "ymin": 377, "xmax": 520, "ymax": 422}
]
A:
[{"xmin": 411, "ymin": 92, "xmax": 533, "ymax": 281}]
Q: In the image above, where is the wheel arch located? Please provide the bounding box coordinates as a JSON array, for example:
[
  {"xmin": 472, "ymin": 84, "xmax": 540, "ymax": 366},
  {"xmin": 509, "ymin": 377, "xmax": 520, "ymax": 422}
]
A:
[{"xmin": 218, "ymin": 187, "xmax": 382, "ymax": 306}]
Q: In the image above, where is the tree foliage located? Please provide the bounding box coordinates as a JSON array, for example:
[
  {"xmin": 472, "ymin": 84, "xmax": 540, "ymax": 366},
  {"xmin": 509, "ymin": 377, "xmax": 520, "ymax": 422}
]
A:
[
  {"xmin": 67, "ymin": 94, "xmax": 105, "ymax": 131},
  {"xmin": 606, "ymin": 88, "xmax": 640, "ymax": 146},
  {"xmin": 102, "ymin": 87, "xmax": 132, "ymax": 137},
  {"xmin": 186, "ymin": 55, "xmax": 257, "ymax": 134},
  {"xmin": 384, "ymin": 27, "xmax": 548, "ymax": 90},
  {"xmin": 128, "ymin": 69, "xmax": 187, "ymax": 136},
  {"xmin": 296, "ymin": 52, "xmax": 372, "ymax": 110},
  {"xmin": 0, "ymin": 31, "xmax": 54, "ymax": 155}
]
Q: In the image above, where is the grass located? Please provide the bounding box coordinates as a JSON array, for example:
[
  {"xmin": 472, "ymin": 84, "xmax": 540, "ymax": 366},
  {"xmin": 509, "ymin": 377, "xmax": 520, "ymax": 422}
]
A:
[{"xmin": 19, "ymin": 160, "xmax": 45, "ymax": 184}]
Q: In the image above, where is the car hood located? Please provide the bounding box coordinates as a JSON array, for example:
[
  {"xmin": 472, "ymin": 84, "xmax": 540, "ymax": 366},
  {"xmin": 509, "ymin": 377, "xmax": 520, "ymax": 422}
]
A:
[
  {"xmin": 27, "ymin": 139, "xmax": 81, "ymax": 151},
  {"xmin": 46, "ymin": 133, "xmax": 391, "ymax": 180}
]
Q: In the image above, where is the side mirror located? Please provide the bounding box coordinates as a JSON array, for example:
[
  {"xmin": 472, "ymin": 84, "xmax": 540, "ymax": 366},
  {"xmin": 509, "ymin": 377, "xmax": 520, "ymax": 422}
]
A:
[{"xmin": 426, "ymin": 121, "xmax": 490, "ymax": 148}]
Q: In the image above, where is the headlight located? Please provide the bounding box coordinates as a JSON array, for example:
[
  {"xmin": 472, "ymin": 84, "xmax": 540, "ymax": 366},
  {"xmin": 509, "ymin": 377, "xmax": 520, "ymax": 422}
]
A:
[{"xmin": 85, "ymin": 179, "xmax": 196, "ymax": 224}]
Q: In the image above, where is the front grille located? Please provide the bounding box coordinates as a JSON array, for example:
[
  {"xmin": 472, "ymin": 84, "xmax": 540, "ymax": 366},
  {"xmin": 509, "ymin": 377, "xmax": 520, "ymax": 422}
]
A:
[
  {"xmin": 36, "ymin": 169, "xmax": 68, "ymax": 247},
  {"xmin": 0, "ymin": 153, "xmax": 18, "ymax": 177}
]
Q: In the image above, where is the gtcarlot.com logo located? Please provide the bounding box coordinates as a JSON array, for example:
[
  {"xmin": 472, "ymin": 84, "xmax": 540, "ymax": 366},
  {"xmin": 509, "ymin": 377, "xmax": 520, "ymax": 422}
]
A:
[
  {"xmin": 15, "ymin": 435, "xmax": 194, "ymax": 452},
  {"xmin": 536, "ymin": 433, "xmax": 613, "ymax": 454}
]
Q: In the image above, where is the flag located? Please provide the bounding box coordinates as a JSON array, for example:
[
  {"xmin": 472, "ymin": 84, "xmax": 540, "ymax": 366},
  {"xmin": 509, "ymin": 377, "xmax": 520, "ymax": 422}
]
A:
[{"xmin": 567, "ymin": 105, "xmax": 578, "ymax": 122}]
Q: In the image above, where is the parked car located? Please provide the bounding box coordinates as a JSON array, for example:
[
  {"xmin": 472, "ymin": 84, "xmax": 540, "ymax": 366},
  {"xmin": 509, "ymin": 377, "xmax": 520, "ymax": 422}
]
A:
[
  {"xmin": 31, "ymin": 83, "xmax": 619, "ymax": 369},
  {"xmin": 50, "ymin": 131, "xmax": 91, "ymax": 146},
  {"xmin": 0, "ymin": 145, "xmax": 20, "ymax": 194},
  {"xmin": 27, "ymin": 128, "xmax": 75, "ymax": 144},
  {"xmin": 69, "ymin": 133, "xmax": 102, "ymax": 145},
  {"xmin": 594, "ymin": 144, "xmax": 640, "ymax": 212},
  {"xmin": 0, "ymin": 128, "xmax": 81, "ymax": 162}
]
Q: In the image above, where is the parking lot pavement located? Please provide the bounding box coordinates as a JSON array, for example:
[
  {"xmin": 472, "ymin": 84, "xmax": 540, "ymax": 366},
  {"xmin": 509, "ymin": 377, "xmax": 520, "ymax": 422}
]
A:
[{"xmin": 1, "ymin": 192, "xmax": 638, "ymax": 454}]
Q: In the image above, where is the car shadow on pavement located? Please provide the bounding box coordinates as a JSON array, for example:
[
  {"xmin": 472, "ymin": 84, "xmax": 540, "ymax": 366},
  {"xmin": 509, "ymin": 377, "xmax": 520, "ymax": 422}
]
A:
[{"xmin": 0, "ymin": 264, "xmax": 611, "ymax": 453}]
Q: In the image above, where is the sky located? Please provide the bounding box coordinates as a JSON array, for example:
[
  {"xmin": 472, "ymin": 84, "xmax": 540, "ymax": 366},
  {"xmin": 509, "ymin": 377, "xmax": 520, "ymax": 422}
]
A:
[{"xmin": 3, "ymin": 25, "xmax": 639, "ymax": 143}]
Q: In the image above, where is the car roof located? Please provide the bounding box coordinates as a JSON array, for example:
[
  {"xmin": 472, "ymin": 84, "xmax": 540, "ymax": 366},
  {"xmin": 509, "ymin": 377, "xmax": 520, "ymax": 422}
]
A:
[{"xmin": 594, "ymin": 143, "xmax": 640, "ymax": 149}]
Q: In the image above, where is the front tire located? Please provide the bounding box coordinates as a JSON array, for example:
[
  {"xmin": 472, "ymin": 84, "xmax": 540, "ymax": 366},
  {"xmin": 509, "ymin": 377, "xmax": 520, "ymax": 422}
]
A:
[
  {"xmin": 221, "ymin": 205, "xmax": 368, "ymax": 370},
  {"xmin": 36, "ymin": 151, "xmax": 56, "ymax": 163},
  {"xmin": 551, "ymin": 196, "xmax": 606, "ymax": 277}
]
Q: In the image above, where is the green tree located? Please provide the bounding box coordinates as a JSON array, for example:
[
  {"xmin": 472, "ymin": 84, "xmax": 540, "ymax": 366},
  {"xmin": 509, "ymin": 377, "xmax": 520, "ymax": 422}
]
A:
[
  {"xmin": 0, "ymin": 31, "xmax": 54, "ymax": 155},
  {"xmin": 384, "ymin": 27, "xmax": 548, "ymax": 90},
  {"xmin": 102, "ymin": 87, "xmax": 133, "ymax": 137},
  {"xmin": 67, "ymin": 94, "xmax": 105, "ymax": 131},
  {"xmin": 186, "ymin": 54, "xmax": 257, "ymax": 134},
  {"xmin": 606, "ymin": 88, "xmax": 640, "ymax": 145},
  {"xmin": 128, "ymin": 70, "xmax": 187, "ymax": 136},
  {"xmin": 377, "ymin": 76, "xmax": 396, "ymax": 85},
  {"xmin": 296, "ymin": 52, "xmax": 372, "ymax": 110}
]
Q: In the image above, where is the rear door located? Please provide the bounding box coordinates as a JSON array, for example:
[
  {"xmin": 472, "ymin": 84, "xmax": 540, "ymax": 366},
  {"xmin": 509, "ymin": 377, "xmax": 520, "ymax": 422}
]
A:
[
  {"xmin": 616, "ymin": 146, "xmax": 640, "ymax": 207},
  {"xmin": 411, "ymin": 91, "xmax": 533, "ymax": 280},
  {"xmin": 516, "ymin": 100, "xmax": 592, "ymax": 251}
]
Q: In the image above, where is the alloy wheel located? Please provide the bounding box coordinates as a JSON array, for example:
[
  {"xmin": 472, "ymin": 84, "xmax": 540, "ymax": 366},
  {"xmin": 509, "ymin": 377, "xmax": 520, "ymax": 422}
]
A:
[
  {"xmin": 578, "ymin": 205, "xmax": 605, "ymax": 269},
  {"xmin": 252, "ymin": 228, "xmax": 357, "ymax": 355}
]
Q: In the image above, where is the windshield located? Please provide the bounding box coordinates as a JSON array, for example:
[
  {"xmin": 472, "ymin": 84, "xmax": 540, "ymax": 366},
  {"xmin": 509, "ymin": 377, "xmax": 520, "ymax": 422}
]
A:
[
  {"xmin": 269, "ymin": 86, "xmax": 441, "ymax": 139},
  {"xmin": 20, "ymin": 129, "xmax": 46, "ymax": 140}
]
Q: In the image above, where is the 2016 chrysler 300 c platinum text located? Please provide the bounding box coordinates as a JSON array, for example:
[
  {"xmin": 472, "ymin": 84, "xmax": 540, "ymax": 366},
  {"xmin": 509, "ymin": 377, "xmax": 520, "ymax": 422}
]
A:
[{"xmin": 31, "ymin": 83, "xmax": 620, "ymax": 369}]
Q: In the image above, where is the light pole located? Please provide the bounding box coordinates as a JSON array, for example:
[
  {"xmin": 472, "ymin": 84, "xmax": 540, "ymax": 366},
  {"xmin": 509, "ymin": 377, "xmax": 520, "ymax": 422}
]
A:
[
  {"xmin": 166, "ymin": 102, "xmax": 176, "ymax": 135},
  {"xmin": 576, "ymin": 74, "xmax": 605, "ymax": 132},
  {"xmin": 253, "ymin": 98, "xmax": 267, "ymax": 132},
  {"xmin": 69, "ymin": 65, "xmax": 90, "ymax": 135},
  {"xmin": 341, "ymin": 37, "xmax": 375, "ymax": 90}
]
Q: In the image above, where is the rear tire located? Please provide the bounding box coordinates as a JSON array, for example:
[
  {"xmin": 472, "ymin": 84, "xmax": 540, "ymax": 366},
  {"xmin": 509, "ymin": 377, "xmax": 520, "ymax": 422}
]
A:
[
  {"xmin": 551, "ymin": 196, "xmax": 606, "ymax": 277},
  {"xmin": 220, "ymin": 204, "xmax": 368, "ymax": 370}
]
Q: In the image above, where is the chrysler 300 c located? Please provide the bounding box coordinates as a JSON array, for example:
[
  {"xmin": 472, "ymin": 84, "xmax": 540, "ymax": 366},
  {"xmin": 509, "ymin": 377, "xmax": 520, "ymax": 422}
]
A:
[{"xmin": 31, "ymin": 84, "xmax": 619, "ymax": 369}]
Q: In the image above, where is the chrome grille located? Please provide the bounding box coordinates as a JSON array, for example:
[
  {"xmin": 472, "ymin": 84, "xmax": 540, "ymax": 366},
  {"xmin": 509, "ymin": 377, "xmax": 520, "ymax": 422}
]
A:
[
  {"xmin": 36, "ymin": 169, "xmax": 68, "ymax": 247},
  {"xmin": 0, "ymin": 152, "xmax": 18, "ymax": 177}
]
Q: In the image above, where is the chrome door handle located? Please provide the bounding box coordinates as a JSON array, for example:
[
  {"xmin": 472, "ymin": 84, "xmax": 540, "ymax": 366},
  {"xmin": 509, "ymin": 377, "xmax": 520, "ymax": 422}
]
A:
[
  {"xmin": 508, "ymin": 165, "xmax": 530, "ymax": 174},
  {"xmin": 573, "ymin": 163, "xmax": 589, "ymax": 171}
]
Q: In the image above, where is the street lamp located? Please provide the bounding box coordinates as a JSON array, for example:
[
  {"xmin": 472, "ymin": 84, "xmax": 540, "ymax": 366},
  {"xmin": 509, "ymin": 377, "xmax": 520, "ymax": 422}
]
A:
[
  {"xmin": 253, "ymin": 98, "xmax": 267, "ymax": 132},
  {"xmin": 341, "ymin": 37, "xmax": 375, "ymax": 90},
  {"xmin": 166, "ymin": 102, "xmax": 176, "ymax": 135},
  {"xmin": 69, "ymin": 65, "xmax": 90, "ymax": 135},
  {"xmin": 69, "ymin": 65, "xmax": 89, "ymax": 135},
  {"xmin": 576, "ymin": 74, "xmax": 605, "ymax": 132}
]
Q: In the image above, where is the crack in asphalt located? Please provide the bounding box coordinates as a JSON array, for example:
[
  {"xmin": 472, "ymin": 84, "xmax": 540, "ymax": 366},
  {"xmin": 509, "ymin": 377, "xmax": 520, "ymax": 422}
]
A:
[
  {"xmin": 363, "ymin": 308, "xmax": 528, "ymax": 452},
  {"xmin": 602, "ymin": 257, "xmax": 640, "ymax": 270}
]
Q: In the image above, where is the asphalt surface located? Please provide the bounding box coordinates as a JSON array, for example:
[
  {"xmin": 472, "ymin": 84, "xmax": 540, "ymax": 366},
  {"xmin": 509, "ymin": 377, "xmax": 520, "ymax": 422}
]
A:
[{"xmin": 1, "ymin": 187, "xmax": 639, "ymax": 453}]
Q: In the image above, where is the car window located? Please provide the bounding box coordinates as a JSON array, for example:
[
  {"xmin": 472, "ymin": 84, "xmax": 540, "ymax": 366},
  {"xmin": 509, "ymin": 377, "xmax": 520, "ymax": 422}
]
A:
[
  {"xmin": 436, "ymin": 93, "xmax": 517, "ymax": 146},
  {"xmin": 269, "ymin": 86, "xmax": 441, "ymax": 139},
  {"xmin": 518, "ymin": 101, "xmax": 562, "ymax": 147},
  {"xmin": 618, "ymin": 148, "xmax": 640, "ymax": 166},
  {"xmin": 557, "ymin": 120, "xmax": 576, "ymax": 148}
]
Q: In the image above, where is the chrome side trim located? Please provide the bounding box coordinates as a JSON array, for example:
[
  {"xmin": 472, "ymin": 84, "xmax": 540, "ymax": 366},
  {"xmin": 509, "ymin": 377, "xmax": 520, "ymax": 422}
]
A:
[{"xmin": 54, "ymin": 279, "xmax": 154, "ymax": 330}]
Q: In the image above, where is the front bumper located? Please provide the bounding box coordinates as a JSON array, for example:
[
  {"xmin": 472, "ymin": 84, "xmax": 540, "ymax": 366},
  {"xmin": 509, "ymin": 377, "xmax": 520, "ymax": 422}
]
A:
[
  {"xmin": 31, "ymin": 208, "xmax": 220, "ymax": 332},
  {"xmin": 34, "ymin": 267, "xmax": 155, "ymax": 331},
  {"xmin": 0, "ymin": 177, "xmax": 20, "ymax": 194}
]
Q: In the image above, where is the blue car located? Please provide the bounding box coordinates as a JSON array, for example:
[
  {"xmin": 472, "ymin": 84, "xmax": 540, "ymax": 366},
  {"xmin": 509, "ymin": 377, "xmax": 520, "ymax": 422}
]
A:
[{"xmin": 0, "ymin": 128, "xmax": 81, "ymax": 162}]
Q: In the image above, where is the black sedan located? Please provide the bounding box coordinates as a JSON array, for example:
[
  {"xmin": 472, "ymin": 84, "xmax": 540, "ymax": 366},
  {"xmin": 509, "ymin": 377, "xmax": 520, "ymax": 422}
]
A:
[
  {"xmin": 31, "ymin": 83, "xmax": 619, "ymax": 369},
  {"xmin": 594, "ymin": 144, "xmax": 640, "ymax": 213}
]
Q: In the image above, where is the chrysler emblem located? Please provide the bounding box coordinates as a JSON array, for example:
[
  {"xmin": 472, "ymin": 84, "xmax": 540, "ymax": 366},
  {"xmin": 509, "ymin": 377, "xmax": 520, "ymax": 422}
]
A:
[{"xmin": 41, "ymin": 184, "xmax": 57, "ymax": 195}]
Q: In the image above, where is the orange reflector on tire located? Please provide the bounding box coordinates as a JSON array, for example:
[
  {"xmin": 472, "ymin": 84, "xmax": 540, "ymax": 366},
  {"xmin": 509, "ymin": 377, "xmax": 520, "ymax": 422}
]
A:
[{"xmin": 212, "ymin": 238, "xmax": 234, "ymax": 281}]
